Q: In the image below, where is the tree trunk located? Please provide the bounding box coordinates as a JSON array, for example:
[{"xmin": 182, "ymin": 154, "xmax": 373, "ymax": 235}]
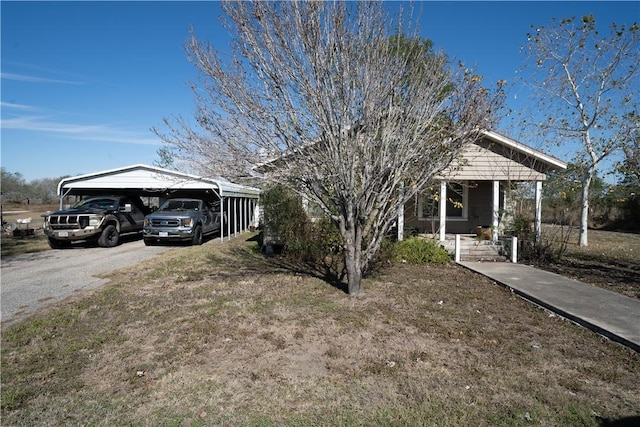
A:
[
  {"xmin": 342, "ymin": 225, "xmax": 364, "ymax": 296},
  {"xmin": 579, "ymin": 172, "xmax": 592, "ymax": 247}
]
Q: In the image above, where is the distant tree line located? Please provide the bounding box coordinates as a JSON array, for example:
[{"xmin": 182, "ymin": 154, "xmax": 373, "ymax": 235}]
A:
[
  {"xmin": 1, "ymin": 168, "xmax": 64, "ymax": 205},
  {"xmin": 542, "ymin": 160, "xmax": 640, "ymax": 232}
]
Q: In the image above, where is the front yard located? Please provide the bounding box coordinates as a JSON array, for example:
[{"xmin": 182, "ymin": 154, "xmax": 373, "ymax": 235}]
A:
[{"xmin": 2, "ymin": 233, "xmax": 638, "ymax": 426}]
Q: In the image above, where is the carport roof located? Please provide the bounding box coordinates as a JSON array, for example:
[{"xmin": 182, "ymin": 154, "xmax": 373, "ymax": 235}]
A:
[{"xmin": 57, "ymin": 164, "xmax": 261, "ymax": 199}]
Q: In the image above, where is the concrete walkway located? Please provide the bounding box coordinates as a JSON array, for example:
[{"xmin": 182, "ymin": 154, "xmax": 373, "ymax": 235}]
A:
[{"xmin": 458, "ymin": 261, "xmax": 640, "ymax": 353}]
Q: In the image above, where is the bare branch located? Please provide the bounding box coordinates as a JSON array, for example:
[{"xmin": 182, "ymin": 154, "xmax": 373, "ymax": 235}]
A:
[{"xmin": 156, "ymin": 1, "xmax": 504, "ymax": 294}]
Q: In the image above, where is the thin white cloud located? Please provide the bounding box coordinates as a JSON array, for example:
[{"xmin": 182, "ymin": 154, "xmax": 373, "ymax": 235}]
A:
[
  {"xmin": 0, "ymin": 101, "xmax": 39, "ymax": 111},
  {"xmin": 1, "ymin": 72, "xmax": 84, "ymax": 85},
  {"xmin": 3, "ymin": 61, "xmax": 116, "ymax": 87},
  {"xmin": 0, "ymin": 116, "xmax": 161, "ymax": 146}
]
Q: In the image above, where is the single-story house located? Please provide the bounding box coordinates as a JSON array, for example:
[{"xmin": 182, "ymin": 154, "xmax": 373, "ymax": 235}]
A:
[
  {"xmin": 398, "ymin": 129, "xmax": 567, "ymax": 242},
  {"xmin": 257, "ymin": 129, "xmax": 567, "ymax": 244}
]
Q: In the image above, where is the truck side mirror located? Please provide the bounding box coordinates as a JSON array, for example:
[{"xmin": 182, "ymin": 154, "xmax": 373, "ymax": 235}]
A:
[{"xmin": 121, "ymin": 203, "xmax": 133, "ymax": 213}]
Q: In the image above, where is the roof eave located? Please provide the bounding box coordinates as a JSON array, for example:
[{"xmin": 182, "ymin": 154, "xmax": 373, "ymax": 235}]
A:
[{"xmin": 481, "ymin": 129, "xmax": 568, "ymax": 171}]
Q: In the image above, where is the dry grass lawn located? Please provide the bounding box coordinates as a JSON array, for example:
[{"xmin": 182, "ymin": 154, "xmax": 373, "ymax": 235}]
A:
[
  {"xmin": 2, "ymin": 232, "xmax": 639, "ymax": 426},
  {"xmin": 539, "ymin": 228, "xmax": 640, "ymax": 299}
]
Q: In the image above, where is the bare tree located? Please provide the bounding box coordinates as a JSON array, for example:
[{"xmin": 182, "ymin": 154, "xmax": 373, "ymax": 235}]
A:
[
  {"xmin": 155, "ymin": 1, "xmax": 503, "ymax": 295},
  {"xmin": 520, "ymin": 15, "xmax": 639, "ymax": 246}
]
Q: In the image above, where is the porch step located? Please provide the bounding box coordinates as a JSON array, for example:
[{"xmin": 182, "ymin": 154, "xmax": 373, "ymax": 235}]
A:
[
  {"xmin": 439, "ymin": 237, "xmax": 508, "ymax": 262},
  {"xmin": 460, "ymin": 245, "xmax": 507, "ymax": 262}
]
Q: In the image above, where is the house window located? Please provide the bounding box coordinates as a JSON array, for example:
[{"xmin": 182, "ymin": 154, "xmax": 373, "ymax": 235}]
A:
[{"xmin": 418, "ymin": 181, "xmax": 468, "ymax": 221}]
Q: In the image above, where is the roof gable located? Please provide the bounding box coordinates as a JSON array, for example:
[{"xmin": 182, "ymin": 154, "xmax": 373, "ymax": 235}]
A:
[{"xmin": 438, "ymin": 130, "xmax": 567, "ymax": 181}]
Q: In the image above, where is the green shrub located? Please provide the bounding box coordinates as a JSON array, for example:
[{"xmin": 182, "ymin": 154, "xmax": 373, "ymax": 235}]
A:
[
  {"xmin": 392, "ymin": 237, "xmax": 450, "ymax": 265},
  {"xmin": 260, "ymin": 185, "xmax": 343, "ymax": 266},
  {"xmin": 309, "ymin": 217, "xmax": 343, "ymax": 256},
  {"xmin": 261, "ymin": 184, "xmax": 309, "ymax": 249}
]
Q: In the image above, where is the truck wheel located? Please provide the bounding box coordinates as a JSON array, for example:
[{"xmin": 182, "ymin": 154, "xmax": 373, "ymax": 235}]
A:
[
  {"xmin": 98, "ymin": 224, "xmax": 119, "ymax": 247},
  {"xmin": 192, "ymin": 225, "xmax": 203, "ymax": 245},
  {"xmin": 48, "ymin": 237, "xmax": 70, "ymax": 249}
]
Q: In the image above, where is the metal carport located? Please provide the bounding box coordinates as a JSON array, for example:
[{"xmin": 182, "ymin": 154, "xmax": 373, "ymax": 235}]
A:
[{"xmin": 56, "ymin": 164, "xmax": 261, "ymax": 241}]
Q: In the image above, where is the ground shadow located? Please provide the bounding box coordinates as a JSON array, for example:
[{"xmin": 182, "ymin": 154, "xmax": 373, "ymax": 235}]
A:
[
  {"xmin": 598, "ymin": 416, "xmax": 640, "ymax": 427},
  {"xmin": 46, "ymin": 232, "xmax": 144, "ymax": 249},
  {"xmin": 237, "ymin": 233, "xmax": 349, "ymax": 294}
]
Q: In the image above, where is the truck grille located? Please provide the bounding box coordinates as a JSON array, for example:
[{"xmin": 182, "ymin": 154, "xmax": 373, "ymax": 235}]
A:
[
  {"xmin": 49, "ymin": 215, "xmax": 90, "ymax": 229},
  {"xmin": 150, "ymin": 218, "xmax": 181, "ymax": 227}
]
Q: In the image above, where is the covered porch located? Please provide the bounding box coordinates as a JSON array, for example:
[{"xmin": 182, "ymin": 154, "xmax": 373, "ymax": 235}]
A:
[{"xmin": 397, "ymin": 130, "xmax": 567, "ymax": 245}]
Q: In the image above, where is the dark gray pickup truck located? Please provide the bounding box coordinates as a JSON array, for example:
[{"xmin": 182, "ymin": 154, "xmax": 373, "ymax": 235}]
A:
[
  {"xmin": 142, "ymin": 198, "xmax": 225, "ymax": 246},
  {"xmin": 42, "ymin": 195, "xmax": 150, "ymax": 248}
]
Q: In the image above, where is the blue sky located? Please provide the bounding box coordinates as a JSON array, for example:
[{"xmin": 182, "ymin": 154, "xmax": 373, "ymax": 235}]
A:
[{"xmin": 2, "ymin": 1, "xmax": 638, "ymax": 182}]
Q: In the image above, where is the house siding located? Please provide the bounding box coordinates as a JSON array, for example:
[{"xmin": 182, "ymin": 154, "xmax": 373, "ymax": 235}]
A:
[{"xmin": 437, "ymin": 140, "xmax": 547, "ymax": 181}]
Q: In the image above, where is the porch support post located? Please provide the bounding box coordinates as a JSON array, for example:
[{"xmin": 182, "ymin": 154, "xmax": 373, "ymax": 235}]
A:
[
  {"xmin": 397, "ymin": 183, "xmax": 404, "ymax": 241},
  {"xmin": 439, "ymin": 180, "xmax": 447, "ymax": 241},
  {"xmin": 492, "ymin": 180, "xmax": 500, "ymax": 242},
  {"xmin": 534, "ymin": 181, "xmax": 543, "ymax": 242}
]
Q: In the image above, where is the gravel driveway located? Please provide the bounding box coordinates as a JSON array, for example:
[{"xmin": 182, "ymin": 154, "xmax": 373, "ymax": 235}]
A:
[{"xmin": 1, "ymin": 238, "xmax": 172, "ymax": 326}]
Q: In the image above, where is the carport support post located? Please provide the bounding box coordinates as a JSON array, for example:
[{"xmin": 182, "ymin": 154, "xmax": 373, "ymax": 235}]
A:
[
  {"xmin": 244, "ymin": 198, "xmax": 248, "ymax": 231},
  {"xmin": 240, "ymin": 198, "xmax": 244, "ymax": 233},
  {"xmin": 59, "ymin": 188, "xmax": 73, "ymax": 210},
  {"xmin": 220, "ymin": 196, "xmax": 225, "ymax": 242},
  {"xmin": 234, "ymin": 198, "xmax": 238, "ymax": 237},
  {"xmin": 227, "ymin": 197, "xmax": 231, "ymax": 240}
]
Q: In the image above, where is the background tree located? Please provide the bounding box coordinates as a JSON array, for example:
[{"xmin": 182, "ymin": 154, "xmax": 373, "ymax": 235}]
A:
[
  {"xmin": 1, "ymin": 168, "xmax": 66, "ymax": 205},
  {"xmin": 1, "ymin": 168, "xmax": 28, "ymax": 203},
  {"xmin": 156, "ymin": 1, "xmax": 503, "ymax": 295},
  {"xmin": 616, "ymin": 129, "xmax": 640, "ymax": 229},
  {"xmin": 520, "ymin": 15, "xmax": 639, "ymax": 246},
  {"xmin": 621, "ymin": 127, "xmax": 640, "ymax": 183},
  {"xmin": 543, "ymin": 163, "xmax": 614, "ymax": 227}
]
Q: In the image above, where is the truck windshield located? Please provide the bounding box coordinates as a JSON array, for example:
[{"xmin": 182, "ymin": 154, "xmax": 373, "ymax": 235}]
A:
[
  {"xmin": 74, "ymin": 198, "xmax": 118, "ymax": 209},
  {"xmin": 160, "ymin": 200, "xmax": 200, "ymax": 211}
]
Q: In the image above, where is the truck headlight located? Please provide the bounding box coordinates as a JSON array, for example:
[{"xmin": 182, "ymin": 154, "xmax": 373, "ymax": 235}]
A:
[
  {"xmin": 181, "ymin": 218, "xmax": 193, "ymax": 227},
  {"xmin": 144, "ymin": 218, "xmax": 150, "ymax": 226},
  {"xmin": 89, "ymin": 215, "xmax": 103, "ymax": 227}
]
